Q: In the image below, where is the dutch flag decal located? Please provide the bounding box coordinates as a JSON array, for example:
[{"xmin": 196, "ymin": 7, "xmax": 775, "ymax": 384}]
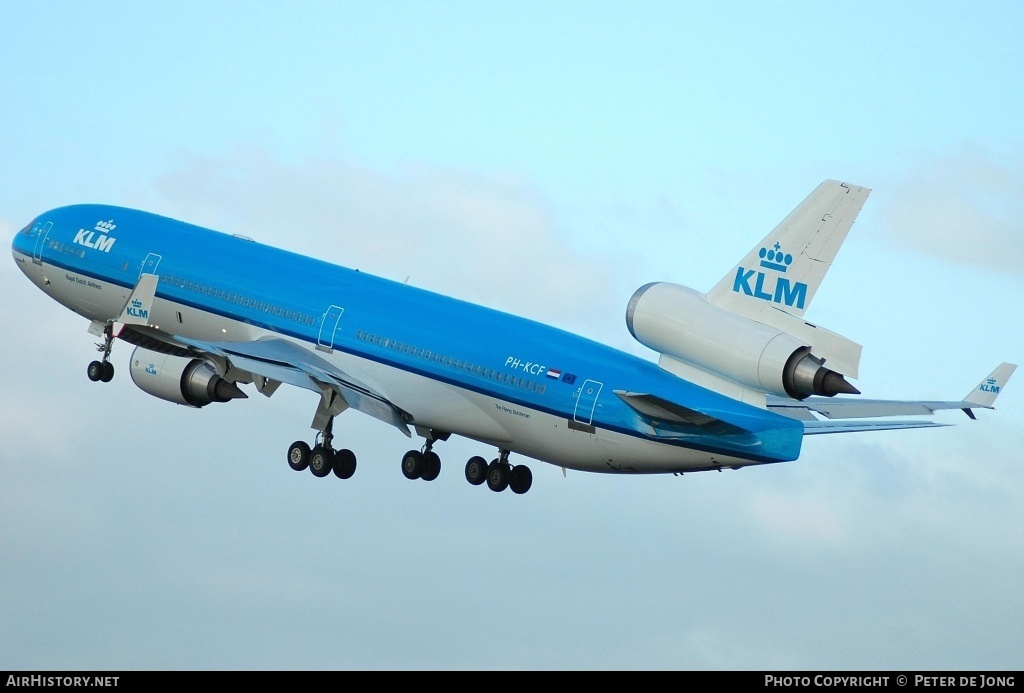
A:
[{"xmin": 546, "ymin": 368, "xmax": 561, "ymax": 379}]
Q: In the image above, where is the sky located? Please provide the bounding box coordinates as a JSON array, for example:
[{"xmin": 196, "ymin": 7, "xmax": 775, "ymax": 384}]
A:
[{"xmin": 1, "ymin": 0, "xmax": 1022, "ymax": 671}]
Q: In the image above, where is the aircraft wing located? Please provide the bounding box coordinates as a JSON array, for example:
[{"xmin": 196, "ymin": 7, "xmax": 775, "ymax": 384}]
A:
[
  {"xmin": 768, "ymin": 363, "xmax": 1016, "ymax": 434},
  {"xmin": 177, "ymin": 335, "xmax": 412, "ymax": 436}
]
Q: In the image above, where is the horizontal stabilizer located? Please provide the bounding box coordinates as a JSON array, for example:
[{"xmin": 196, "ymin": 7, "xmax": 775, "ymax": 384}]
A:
[
  {"xmin": 769, "ymin": 362, "xmax": 1016, "ymax": 421},
  {"xmin": 769, "ymin": 362, "xmax": 1016, "ymax": 435},
  {"xmin": 769, "ymin": 397, "xmax": 979, "ymax": 420},
  {"xmin": 615, "ymin": 390, "xmax": 751, "ymax": 436}
]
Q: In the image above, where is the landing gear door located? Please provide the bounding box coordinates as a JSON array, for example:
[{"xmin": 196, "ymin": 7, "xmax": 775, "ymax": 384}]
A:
[
  {"xmin": 317, "ymin": 305, "xmax": 345, "ymax": 352},
  {"xmin": 573, "ymin": 379, "xmax": 604, "ymax": 426},
  {"xmin": 32, "ymin": 221, "xmax": 53, "ymax": 264}
]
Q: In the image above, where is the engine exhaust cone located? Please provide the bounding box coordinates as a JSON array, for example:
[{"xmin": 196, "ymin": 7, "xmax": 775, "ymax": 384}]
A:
[{"xmin": 818, "ymin": 371, "xmax": 860, "ymax": 396}]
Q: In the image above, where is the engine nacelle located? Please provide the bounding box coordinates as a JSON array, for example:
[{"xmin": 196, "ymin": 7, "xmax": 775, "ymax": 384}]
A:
[
  {"xmin": 129, "ymin": 346, "xmax": 248, "ymax": 407},
  {"xmin": 625, "ymin": 282, "xmax": 858, "ymax": 400}
]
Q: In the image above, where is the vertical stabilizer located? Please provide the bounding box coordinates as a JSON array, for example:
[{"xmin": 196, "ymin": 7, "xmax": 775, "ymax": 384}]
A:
[{"xmin": 706, "ymin": 180, "xmax": 870, "ymax": 319}]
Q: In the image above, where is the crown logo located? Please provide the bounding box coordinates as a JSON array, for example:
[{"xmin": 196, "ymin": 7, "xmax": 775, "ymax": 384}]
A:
[
  {"xmin": 986, "ymin": 378, "xmax": 997, "ymax": 385},
  {"xmin": 758, "ymin": 242, "xmax": 793, "ymax": 273},
  {"xmin": 95, "ymin": 220, "xmax": 116, "ymax": 232},
  {"xmin": 131, "ymin": 298, "xmax": 143, "ymax": 308}
]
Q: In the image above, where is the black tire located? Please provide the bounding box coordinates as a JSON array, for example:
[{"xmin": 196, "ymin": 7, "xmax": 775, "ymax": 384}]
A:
[
  {"xmin": 309, "ymin": 446, "xmax": 333, "ymax": 477},
  {"xmin": 402, "ymin": 450, "xmax": 423, "ymax": 480},
  {"xmin": 420, "ymin": 451, "xmax": 441, "ymax": 481},
  {"xmin": 287, "ymin": 441, "xmax": 310, "ymax": 471},
  {"xmin": 510, "ymin": 465, "xmax": 533, "ymax": 495},
  {"xmin": 465, "ymin": 456, "xmax": 488, "ymax": 485},
  {"xmin": 487, "ymin": 460, "xmax": 510, "ymax": 492},
  {"xmin": 333, "ymin": 449, "xmax": 357, "ymax": 479},
  {"xmin": 101, "ymin": 361, "xmax": 114, "ymax": 382},
  {"xmin": 87, "ymin": 361, "xmax": 104, "ymax": 382}
]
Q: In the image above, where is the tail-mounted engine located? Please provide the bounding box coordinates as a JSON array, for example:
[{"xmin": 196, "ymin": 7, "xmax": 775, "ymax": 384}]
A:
[
  {"xmin": 129, "ymin": 346, "xmax": 248, "ymax": 407},
  {"xmin": 626, "ymin": 282, "xmax": 858, "ymax": 400}
]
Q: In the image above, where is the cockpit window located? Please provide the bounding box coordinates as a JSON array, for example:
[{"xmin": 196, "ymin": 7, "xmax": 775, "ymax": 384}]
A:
[{"xmin": 19, "ymin": 220, "xmax": 37, "ymax": 236}]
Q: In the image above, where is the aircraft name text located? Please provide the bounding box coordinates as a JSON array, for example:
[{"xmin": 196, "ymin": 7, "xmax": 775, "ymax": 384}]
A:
[{"xmin": 495, "ymin": 403, "xmax": 530, "ymax": 419}]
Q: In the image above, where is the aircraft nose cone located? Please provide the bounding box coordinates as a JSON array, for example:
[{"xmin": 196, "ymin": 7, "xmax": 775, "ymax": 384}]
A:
[{"xmin": 11, "ymin": 220, "xmax": 37, "ymax": 264}]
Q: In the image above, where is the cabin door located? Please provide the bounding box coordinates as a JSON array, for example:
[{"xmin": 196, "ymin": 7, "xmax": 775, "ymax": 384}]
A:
[
  {"xmin": 31, "ymin": 221, "xmax": 53, "ymax": 264},
  {"xmin": 573, "ymin": 379, "xmax": 604, "ymax": 426},
  {"xmin": 317, "ymin": 305, "xmax": 345, "ymax": 351}
]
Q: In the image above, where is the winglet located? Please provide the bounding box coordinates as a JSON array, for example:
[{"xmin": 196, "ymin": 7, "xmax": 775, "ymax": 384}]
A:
[
  {"xmin": 962, "ymin": 362, "xmax": 1016, "ymax": 412},
  {"xmin": 116, "ymin": 273, "xmax": 159, "ymax": 325}
]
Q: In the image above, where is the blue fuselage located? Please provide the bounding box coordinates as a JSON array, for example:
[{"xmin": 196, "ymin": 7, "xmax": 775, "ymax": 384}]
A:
[{"xmin": 12, "ymin": 204, "xmax": 804, "ymax": 472}]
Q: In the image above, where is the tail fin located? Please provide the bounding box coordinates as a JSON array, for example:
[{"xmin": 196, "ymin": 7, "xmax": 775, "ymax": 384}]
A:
[
  {"xmin": 706, "ymin": 180, "xmax": 870, "ymax": 319},
  {"xmin": 963, "ymin": 362, "xmax": 1016, "ymax": 410}
]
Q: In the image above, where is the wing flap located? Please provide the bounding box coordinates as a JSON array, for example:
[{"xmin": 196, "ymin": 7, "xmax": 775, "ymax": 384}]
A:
[
  {"xmin": 802, "ymin": 420, "xmax": 951, "ymax": 435},
  {"xmin": 615, "ymin": 390, "xmax": 751, "ymax": 436}
]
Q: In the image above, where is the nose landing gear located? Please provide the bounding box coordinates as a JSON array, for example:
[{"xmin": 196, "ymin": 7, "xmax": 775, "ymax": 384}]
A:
[{"xmin": 87, "ymin": 323, "xmax": 116, "ymax": 382}]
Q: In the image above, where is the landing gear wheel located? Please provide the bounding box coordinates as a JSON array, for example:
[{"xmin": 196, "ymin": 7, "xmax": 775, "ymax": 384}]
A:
[
  {"xmin": 100, "ymin": 361, "xmax": 114, "ymax": 382},
  {"xmin": 509, "ymin": 465, "xmax": 533, "ymax": 494},
  {"xmin": 487, "ymin": 460, "xmax": 510, "ymax": 492},
  {"xmin": 465, "ymin": 456, "xmax": 488, "ymax": 486},
  {"xmin": 287, "ymin": 441, "xmax": 311, "ymax": 471},
  {"xmin": 333, "ymin": 449, "xmax": 357, "ymax": 479},
  {"xmin": 420, "ymin": 451, "xmax": 441, "ymax": 481},
  {"xmin": 309, "ymin": 446, "xmax": 334, "ymax": 478},
  {"xmin": 402, "ymin": 450, "xmax": 424, "ymax": 480},
  {"xmin": 87, "ymin": 361, "xmax": 105, "ymax": 382}
]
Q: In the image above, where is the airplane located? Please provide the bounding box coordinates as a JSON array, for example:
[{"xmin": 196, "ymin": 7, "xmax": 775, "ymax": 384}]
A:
[{"xmin": 10, "ymin": 180, "xmax": 1015, "ymax": 495}]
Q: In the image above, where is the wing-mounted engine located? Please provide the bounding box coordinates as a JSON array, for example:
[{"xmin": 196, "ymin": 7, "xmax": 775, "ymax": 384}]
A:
[
  {"xmin": 625, "ymin": 282, "xmax": 859, "ymax": 400},
  {"xmin": 129, "ymin": 346, "xmax": 248, "ymax": 407}
]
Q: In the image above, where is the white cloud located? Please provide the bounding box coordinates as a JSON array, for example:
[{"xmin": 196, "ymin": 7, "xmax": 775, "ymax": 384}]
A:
[
  {"xmin": 748, "ymin": 491, "xmax": 847, "ymax": 543},
  {"xmin": 878, "ymin": 148, "xmax": 1024, "ymax": 274},
  {"xmin": 135, "ymin": 147, "xmax": 637, "ymax": 345}
]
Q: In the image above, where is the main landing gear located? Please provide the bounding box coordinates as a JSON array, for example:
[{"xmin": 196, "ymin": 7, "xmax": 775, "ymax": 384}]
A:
[
  {"xmin": 86, "ymin": 323, "xmax": 115, "ymax": 383},
  {"xmin": 285, "ymin": 419, "xmax": 533, "ymax": 494},
  {"xmin": 401, "ymin": 442, "xmax": 442, "ymax": 482},
  {"xmin": 465, "ymin": 449, "xmax": 532, "ymax": 494},
  {"xmin": 401, "ymin": 442, "xmax": 532, "ymax": 494},
  {"xmin": 287, "ymin": 416, "xmax": 357, "ymax": 481}
]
